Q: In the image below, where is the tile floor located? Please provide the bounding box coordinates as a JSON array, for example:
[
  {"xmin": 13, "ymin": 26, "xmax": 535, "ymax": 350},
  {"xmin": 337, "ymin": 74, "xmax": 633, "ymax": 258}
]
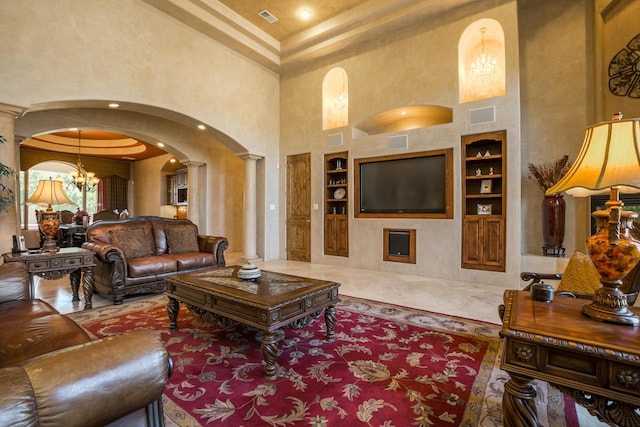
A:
[{"xmin": 36, "ymin": 256, "xmax": 506, "ymax": 324}]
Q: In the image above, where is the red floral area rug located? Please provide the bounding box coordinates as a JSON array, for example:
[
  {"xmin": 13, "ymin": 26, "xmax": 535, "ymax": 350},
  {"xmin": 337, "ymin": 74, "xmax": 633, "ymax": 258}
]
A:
[{"xmin": 70, "ymin": 295, "xmax": 577, "ymax": 427}]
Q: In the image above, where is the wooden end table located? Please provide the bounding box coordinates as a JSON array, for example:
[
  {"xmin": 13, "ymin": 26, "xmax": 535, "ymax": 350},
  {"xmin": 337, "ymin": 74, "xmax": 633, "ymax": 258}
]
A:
[
  {"xmin": 500, "ymin": 289, "xmax": 640, "ymax": 426},
  {"xmin": 165, "ymin": 266, "xmax": 340, "ymax": 379},
  {"xmin": 2, "ymin": 247, "xmax": 96, "ymax": 309}
]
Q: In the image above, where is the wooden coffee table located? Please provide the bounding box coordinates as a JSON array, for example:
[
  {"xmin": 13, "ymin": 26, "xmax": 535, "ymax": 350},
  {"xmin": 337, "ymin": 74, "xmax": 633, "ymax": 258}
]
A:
[{"xmin": 165, "ymin": 266, "xmax": 340, "ymax": 379}]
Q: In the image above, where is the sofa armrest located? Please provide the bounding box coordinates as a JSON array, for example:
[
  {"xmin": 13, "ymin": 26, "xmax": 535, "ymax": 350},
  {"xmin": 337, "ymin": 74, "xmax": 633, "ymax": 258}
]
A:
[
  {"xmin": 198, "ymin": 235, "xmax": 228, "ymax": 266},
  {"xmin": 83, "ymin": 241, "xmax": 128, "ymax": 280},
  {"xmin": 0, "ymin": 329, "xmax": 171, "ymax": 427},
  {"xmin": 83, "ymin": 241, "xmax": 125, "ymax": 263},
  {"xmin": 0, "ymin": 262, "xmax": 30, "ymax": 303}
]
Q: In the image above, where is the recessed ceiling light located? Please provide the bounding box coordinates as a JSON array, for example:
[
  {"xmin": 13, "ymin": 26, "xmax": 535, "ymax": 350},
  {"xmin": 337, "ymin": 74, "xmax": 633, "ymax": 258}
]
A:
[
  {"xmin": 157, "ymin": 142, "xmax": 165, "ymax": 147},
  {"xmin": 69, "ymin": 127, "xmax": 78, "ymax": 131},
  {"xmin": 197, "ymin": 124, "xmax": 206, "ymax": 130},
  {"xmin": 170, "ymin": 158, "xmax": 176, "ymax": 163},
  {"xmin": 108, "ymin": 103, "xmax": 119, "ymax": 108},
  {"xmin": 401, "ymin": 111, "xmax": 407, "ymax": 115},
  {"xmin": 299, "ymin": 9, "xmax": 311, "ymax": 20}
]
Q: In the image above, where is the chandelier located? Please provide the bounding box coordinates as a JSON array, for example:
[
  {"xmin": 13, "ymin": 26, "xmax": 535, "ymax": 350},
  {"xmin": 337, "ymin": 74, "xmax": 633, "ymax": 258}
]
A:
[
  {"xmin": 69, "ymin": 130, "xmax": 100, "ymax": 191},
  {"xmin": 470, "ymin": 27, "xmax": 497, "ymax": 82}
]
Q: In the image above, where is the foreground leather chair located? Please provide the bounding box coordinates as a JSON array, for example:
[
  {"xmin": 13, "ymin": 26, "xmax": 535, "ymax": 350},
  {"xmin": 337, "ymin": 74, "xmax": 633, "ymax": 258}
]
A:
[{"xmin": 0, "ymin": 263, "xmax": 173, "ymax": 426}]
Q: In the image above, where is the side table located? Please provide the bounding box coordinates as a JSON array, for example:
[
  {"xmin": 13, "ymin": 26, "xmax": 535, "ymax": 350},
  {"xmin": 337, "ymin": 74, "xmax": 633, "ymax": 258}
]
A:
[
  {"xmin": 2, "ymin": 247, "xmax": 96, "ymax": 310},
  {"xmin": 500, "ymin": 289, "xmax": 640, "ymax": 426}
]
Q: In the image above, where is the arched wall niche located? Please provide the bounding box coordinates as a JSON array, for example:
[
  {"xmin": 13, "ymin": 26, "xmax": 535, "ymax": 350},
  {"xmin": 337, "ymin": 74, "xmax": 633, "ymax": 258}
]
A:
[
  {"xmin": 322, "ymin": 67, "xmax": 349, "ymax": 130},
  {"xmin": 459, "ymin": 19, "xmax": 506, "ymax": 103}
]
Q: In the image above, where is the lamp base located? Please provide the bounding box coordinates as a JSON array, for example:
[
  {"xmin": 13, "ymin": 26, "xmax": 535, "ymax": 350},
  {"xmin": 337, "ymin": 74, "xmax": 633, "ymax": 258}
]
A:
[
  {"xmin": 38, "ymin": 210, "xmax": 60, "ymax": 253},
  {"xmin": 41, "ymin": 236, "xmax": 59, "ymax": 253},
  {"xmin": 582, "ymin": 281, "xmax": 640, "ymax": 326}
]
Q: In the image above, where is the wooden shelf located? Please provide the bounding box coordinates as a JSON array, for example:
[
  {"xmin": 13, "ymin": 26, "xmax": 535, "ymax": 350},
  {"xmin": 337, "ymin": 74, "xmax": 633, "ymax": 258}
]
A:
[
  {"xmin": 461, "ymin": 131, "xmax": 506, "ymax": 272},
  {"xmin": 324, "ymin": 152, "xmax": 349, "ymax": 257}
]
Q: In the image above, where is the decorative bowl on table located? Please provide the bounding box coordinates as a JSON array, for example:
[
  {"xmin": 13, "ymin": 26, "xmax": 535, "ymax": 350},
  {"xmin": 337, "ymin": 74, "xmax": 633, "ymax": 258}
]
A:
[{"xmin": 238, "ymin": 263, "xmax": 262, "ymax": 280}]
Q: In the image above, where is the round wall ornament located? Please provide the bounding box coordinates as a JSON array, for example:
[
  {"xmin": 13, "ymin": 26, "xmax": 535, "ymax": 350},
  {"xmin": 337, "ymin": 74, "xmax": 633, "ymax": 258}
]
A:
[{"xmin": 608, "ymin": 33, "xmax": 640, "ymax": 98}]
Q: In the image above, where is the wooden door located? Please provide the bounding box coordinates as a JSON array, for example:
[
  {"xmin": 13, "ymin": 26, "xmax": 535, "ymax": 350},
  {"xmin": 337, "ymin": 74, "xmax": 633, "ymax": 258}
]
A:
[{"xmin": 286, "ymin": 153, "xmax": 311, "ymax": 261}]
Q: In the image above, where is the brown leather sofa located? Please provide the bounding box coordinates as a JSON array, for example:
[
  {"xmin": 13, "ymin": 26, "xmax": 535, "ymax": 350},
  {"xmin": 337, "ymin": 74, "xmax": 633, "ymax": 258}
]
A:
[
  {"xmin": 83, "ymin": 216, "xmax": 228, "ymax": 305},
  {"xmin": 0, "ymin": 262, "xmax": 172, "ymax": 427}
]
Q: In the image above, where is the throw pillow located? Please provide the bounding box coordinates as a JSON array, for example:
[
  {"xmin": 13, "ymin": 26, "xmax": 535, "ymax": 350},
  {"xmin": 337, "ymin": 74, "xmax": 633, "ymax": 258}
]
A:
[
  {"xmin": 557, "ymin": 251, "xmax": 601, "ymax": 294},
  {"xmin": 108, "ymin": 227, "xmax": 154, "ymax": 259},
  {"xmin": 166, "ymin": 224, "xmax": 199, "ymax": 254}
]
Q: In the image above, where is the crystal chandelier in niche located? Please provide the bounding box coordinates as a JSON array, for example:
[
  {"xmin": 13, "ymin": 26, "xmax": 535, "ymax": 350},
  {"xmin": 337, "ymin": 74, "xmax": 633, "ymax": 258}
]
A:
[
  {"xmin": 69, "ymin": 130, "xmax": 100, "ymax": 191},
  {"xmin": 470, "ymin": 27, "xmax": 497, "ymax": 82}
]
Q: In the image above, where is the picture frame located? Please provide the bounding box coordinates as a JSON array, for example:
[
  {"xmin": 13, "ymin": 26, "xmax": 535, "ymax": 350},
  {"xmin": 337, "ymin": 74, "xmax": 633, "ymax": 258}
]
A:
[
  {"xmin": 480, "ymin": 179, "xmax": 492, "ymax": 194},
  {"xmin": 477, "ymin": 204, "xmax": 492, "ymax": 215}
]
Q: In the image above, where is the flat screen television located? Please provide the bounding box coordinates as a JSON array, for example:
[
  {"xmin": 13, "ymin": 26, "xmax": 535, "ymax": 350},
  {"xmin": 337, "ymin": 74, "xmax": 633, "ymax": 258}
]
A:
[{"xmin": 354, "ymin": 149, "xmax": 453, "ymax": 219}]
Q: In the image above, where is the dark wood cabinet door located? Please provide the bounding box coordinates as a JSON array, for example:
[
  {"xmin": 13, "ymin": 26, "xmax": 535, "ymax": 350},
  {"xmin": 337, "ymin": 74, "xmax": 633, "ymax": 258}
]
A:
[
  {"xmin": 483, "ymin": 217, "xmax": 504, "ymax": 267},
  {"xmin": 462, "ymin": 218, "xmax": 482, "ymax": 267}
]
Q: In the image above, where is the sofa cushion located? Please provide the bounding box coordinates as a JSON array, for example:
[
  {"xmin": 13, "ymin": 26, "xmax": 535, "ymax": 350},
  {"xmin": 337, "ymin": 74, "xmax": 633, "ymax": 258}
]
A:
[
  {"xmin": 108, "ymin": 227, "xmax": 155, "ymax": 259},
  {"xmin": 0, "ymin": 300, "xmax": 59, "ymax": 325},
  {"xmin": 166, "ymin": 224, "xmax": 199, "ymax": 254},
  {"xmin": 0, "ymin": 313, "xmax": 91, "ymax": 368},
  {"xmin": 127, "ymin": 256, "xmax": 177, "ymax": 278},
  {"xmin": 164, "ymin": 252, "xmax": 215, "ymax": 271}
]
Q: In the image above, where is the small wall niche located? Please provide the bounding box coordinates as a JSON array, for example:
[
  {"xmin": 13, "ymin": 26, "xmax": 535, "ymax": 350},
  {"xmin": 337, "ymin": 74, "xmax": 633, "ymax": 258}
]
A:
[{"xmin": 383, "ymin": 228, "xmax": 416, "ymax": 264}]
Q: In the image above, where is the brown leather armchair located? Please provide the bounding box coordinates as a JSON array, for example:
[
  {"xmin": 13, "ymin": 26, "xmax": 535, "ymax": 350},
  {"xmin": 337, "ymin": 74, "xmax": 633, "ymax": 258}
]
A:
[{"xmin": 0, "ymin": 263, "xmax": 173, "ymax": 426}]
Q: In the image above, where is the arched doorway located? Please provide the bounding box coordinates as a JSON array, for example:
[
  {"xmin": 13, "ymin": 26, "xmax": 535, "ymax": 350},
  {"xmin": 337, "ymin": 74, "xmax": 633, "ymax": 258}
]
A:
[{"xmin": 14, "ymin": 100, "xmax": 250, "ymax": 256}]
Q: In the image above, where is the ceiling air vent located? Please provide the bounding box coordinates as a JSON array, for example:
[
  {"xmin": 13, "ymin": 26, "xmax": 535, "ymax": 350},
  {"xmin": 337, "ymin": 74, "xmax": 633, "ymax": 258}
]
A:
[{"xmin": 258, "ymin": 10, "xmax": 278, "ymax": 24}]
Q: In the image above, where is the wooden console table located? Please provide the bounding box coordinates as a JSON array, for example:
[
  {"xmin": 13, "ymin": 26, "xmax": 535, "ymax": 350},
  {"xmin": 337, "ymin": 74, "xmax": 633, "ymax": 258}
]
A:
[
  {"xmin": 500, "ymin": 289, "xmax": 640, "ymax": 426},
  {"xmin": 2, "ymin": 248, "xmax": 95, "ymax": 309},
  {"xmin": 166, "ymin": 266, "xmax": 340, "ymax": 380}
]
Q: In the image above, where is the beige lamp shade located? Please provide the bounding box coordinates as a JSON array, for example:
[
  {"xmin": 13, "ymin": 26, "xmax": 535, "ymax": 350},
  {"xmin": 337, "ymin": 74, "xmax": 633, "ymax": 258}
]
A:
[
  {"xmin": 26, "ymin": 178, "xmax": 74, "ymax": 208},
  {"xmin": 546, "ymin": 117, "xmax": 640, "ymax": 325},
  {"xmin": 546, "ymin": 118, "xmax": 640, "ymax": 197}
]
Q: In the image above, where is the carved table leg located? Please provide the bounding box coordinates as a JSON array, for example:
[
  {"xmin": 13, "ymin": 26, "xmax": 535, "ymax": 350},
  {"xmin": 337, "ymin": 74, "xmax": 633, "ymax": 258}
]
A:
[
  {"xmin": 502, "ymin": 373, "xmax": 538, "ymax": 427},
  {"xmin": 261, "ymin": 331, "xmax": 278, "ymax": 380},
  {"xmin": 325, "ymin": 304, "xmax": 337, "ymax": 341},
  {"xmin": 82, "ymin": 266, "xmax": 95, "ymax": 310},
  {"xmin": 70, "ymin": 269, "xmax": 81, "ymax": 302},
  {"xmin": 167, "ymin": 297, "xmax": 180, "ymax": 330}
]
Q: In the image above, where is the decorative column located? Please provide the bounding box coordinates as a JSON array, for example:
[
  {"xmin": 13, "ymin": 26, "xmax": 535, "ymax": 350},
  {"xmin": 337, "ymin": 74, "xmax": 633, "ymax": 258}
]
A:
[
  {"xmin": 184, "ymin": 161, "xmax": 204, "ymax": 229},
  {"xmin": 0, "ymin": 104, "xmax": 24, "ymax": 254},
  {"xmin": 239, "ymin": 153, "xmax": 263, "ymax": 263}
]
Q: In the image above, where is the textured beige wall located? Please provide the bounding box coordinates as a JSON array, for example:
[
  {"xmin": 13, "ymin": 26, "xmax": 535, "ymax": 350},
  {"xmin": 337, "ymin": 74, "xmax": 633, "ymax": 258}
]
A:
[
  {"xmin": 519, "ymin": 0, "xmax": 591, "ymax": 256},
  {"xmin": 0, "ymin": 0, "xmax": 280, "ymax": 256},
  {"xmin": 280, "ymin": 2, "xmax": 523, "ymax": 287}
]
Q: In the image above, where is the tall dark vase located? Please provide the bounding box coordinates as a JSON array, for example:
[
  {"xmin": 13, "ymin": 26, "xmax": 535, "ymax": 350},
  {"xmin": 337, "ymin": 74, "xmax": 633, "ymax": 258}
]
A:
[{"xmin": 542, "ymin": 194, "xmax": 566, "ymax": 257}]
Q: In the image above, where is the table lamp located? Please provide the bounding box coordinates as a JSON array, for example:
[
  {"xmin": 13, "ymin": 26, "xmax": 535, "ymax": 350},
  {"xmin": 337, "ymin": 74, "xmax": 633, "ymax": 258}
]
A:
[
  {"xmin": 546, "ymin": 115, "xmax": 640, "ymax": 325},
  {"xmin": 26, "ymin": 178, "xmax": 75, "ymax": 252}
]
